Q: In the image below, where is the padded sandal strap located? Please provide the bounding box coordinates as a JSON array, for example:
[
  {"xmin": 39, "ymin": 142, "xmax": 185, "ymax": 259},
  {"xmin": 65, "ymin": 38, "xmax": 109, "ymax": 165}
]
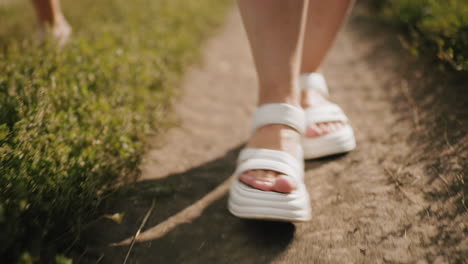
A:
[
  {"xmin": 300, "ymin": 72, "xmax": 329, "ymax": 96},
  {"xmin": 305, "ymin": 104, "xmax": 348, "ymax": 124},
  {"xmin": 238, "ymin": 148, "xmax": 302, "ymax": 174},
  {"xmin": 234, "ymin": 148, "xmax": 303, "ymax": 182},
  {"xmin": 251, "ymin": 103, "xmax": 306, "ymax": 134}
]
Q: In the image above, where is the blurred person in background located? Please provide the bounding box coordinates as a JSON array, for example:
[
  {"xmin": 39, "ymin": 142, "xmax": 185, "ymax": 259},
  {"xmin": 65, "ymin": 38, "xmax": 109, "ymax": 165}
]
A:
[{"xmin": 31, "ymin": 0, "xmax": 71, "ymax": 46}]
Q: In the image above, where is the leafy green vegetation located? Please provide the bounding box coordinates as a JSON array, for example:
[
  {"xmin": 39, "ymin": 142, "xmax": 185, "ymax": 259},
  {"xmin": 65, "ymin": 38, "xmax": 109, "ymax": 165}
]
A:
[
  {"xmin": 370, "ymin": 0, "xmax": 468, "ymax": 72},
  {"xmin": 0, "ymin": 0, "xmax": 231, "ymax": 262}
]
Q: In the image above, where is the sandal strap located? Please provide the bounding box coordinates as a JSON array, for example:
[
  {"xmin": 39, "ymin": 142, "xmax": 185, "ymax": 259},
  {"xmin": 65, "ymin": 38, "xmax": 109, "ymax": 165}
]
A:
[
  {"xmin": 251, "ymin": 103, "xmax": 306, "ymax": 134},
  {"xmin": 305, "ymin": 104, "xmax": 348, "ymax": 124},
  {"xmin": 238, "ymin": 148, "xmax": 302, "ymax": 173},
  {"xmin": 234, "ymin": 148, "xmax": 303, "ymax": 182},
  {"xmin": 300, "ymin": 72, "xmax": 329, "ymax": 96}
]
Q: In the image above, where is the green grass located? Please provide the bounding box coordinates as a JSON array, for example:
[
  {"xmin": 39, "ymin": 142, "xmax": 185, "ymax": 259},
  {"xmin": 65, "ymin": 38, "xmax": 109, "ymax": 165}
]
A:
[
  {"xmin": 0, "ymin": 0, "xmax": 231, "ymax": 262},
  {"xmin": 369, "ymin": 0, "xmax": 468, "ymax": 72}
]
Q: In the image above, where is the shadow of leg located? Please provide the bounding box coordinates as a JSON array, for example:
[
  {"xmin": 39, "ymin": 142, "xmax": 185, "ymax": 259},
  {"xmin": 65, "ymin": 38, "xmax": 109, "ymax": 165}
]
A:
[{"xmin": 77, "ymin": 144, "xmax": 295, "ymax": 264}]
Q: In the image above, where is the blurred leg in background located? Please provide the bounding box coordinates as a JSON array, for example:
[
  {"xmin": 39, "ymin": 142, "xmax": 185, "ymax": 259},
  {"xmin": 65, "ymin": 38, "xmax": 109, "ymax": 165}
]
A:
[
  {"xmin": 301, "ymin": 0, "xmax": 354, "ymax": 73},
  {"xmin": 31, "ymin": 0, "xmax": 71, "ymax": 46},
  {"xmin": 300, "ymin": 0, "xmax": 355, "ymax": 138}
]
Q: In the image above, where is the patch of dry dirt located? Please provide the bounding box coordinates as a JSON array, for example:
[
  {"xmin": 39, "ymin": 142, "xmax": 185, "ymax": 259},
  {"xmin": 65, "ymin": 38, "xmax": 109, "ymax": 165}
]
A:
[{"xmin": 77, "ymin": 5, "xmax": 467, "ymax": 264}]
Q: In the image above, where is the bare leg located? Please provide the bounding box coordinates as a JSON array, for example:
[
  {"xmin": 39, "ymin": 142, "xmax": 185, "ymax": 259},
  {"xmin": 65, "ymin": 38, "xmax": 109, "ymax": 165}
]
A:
[
  {"xmin": 238, "ymin": 0, "xmax": 309, "ymax": 193},
  {"xmin": 301, "ymin": 0, "xmax": 354, "ymax": 73},
  {"xmin": 300, "ymin": 0, "xmax": 354, "ymax": 137},
  {"xmin": 31, "ymin": 0, "xmax": 71, "ymax": 46}
]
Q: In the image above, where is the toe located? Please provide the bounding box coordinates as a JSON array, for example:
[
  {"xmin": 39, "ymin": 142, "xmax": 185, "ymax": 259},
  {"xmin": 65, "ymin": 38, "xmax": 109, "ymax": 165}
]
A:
[
  {"xmin": 273, "ymin": 174, "xmax": 297, "ymax": 193},
  {"xmin": 239, "ymin": 171, "xmax": 275, "ymax": 191},
  {"xmin": 336, "ymin": 122, "xmax": 344, "ymax": 130},
  {"xmin": 306, "ymin": 124, "xmax": 323, "ymax": 137},
  {"xmin": 306, "ymin": 121, "xmax": 345, "ymax": 138},
  {"xmin": 318, "ymin": 123, "xmax": 330, "ymax": 134},
  {"xmin": 239, "ymin": 170, "xmax": 297, "ymax": 193}
]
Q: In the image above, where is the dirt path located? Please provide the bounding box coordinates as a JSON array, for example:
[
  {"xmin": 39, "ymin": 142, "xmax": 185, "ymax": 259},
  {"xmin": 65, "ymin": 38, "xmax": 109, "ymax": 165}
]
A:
[{"xmin": 80, "ymin": 6, "xmax": 467, "ymax": 264}]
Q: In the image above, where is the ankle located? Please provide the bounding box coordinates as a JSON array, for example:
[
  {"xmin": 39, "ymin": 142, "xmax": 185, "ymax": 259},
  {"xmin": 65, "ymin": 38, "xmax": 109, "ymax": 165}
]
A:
[
  {"xmin": 300, "ymin": 89, "xmax": 329, "ymax": 108},
  {"xmin": 257, "ymin": 83, "xmax": 301, "ymax": 107},
  {"xmin": 258, "ymin": 97, "xmax": 301, "ymax": 108},
  {"xmin": 300, "ymin": 90, "xmax": 310, "ymax": 108}
]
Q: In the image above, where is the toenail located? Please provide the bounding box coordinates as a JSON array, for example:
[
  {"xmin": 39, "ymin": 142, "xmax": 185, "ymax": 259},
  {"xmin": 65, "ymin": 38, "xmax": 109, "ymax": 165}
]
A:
[
  {"xmin": 255, "ymin": 180, "xmax": 273, "ymax": 186},
  {"xmin": 241, "ymin": 173, "xmax": 253, "ymax": 180}
]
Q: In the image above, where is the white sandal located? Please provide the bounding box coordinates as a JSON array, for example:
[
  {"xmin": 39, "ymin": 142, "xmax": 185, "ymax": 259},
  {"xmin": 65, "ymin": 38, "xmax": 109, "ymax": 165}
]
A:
[
  {"xmin": 228, "ymin": 103, "xmax": 312, "ymax": 222},
  {"xmin": 300, "ymin": 73, "xmax": 356, "ymax": 160}
]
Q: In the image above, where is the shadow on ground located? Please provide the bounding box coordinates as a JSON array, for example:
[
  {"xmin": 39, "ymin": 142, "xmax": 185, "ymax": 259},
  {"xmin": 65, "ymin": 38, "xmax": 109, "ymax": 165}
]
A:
[{"xmin": 75, "ymin": 145, "xmax": 296, "ymax": 264}]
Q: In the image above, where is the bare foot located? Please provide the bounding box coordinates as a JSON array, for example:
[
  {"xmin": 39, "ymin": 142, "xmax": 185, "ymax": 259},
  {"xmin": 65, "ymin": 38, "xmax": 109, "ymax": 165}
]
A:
[
  {"xmin": 36, "ymin": 18, "xmax": 72, "ymax": 47},
  {"xmin": 301, "ymin": 89, "xmax": 344, "ymax": 137},
  {"xmin": 51, "ymin": 20, "xmax": 72, "ymax": 47},
  {"xmin": 239, "ymin": 124, "xmax": 301, "ymax": 193}
]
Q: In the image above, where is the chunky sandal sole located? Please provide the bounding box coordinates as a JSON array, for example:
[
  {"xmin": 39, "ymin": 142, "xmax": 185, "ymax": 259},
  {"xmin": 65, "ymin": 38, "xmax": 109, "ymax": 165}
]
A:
[
  {"xmin": 228, "ymin": 180, "xmax": 311, "ymax": 222},
  {"xmin": 302, "ymin": 124, "xmax": 356, "ymax": 160}
]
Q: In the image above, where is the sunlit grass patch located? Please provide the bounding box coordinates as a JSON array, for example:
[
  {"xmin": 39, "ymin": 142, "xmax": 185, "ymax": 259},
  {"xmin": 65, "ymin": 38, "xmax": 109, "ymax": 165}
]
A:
[{"xmin": 0, "ymin": 0, "xmax": 231, "ymax": 262}]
